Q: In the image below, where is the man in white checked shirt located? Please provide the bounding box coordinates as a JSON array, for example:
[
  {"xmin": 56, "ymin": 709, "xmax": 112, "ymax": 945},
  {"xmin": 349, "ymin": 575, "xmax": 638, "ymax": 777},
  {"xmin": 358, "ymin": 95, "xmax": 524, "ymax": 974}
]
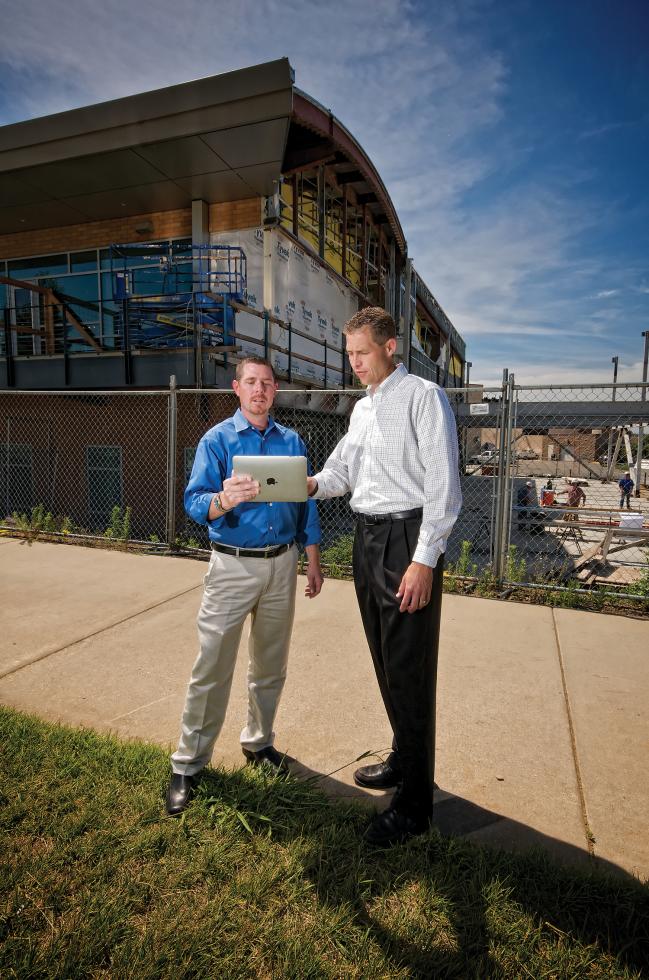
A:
[{"xmin": 307, "ymin": 307, "xmax": 461, "ymax": 847}]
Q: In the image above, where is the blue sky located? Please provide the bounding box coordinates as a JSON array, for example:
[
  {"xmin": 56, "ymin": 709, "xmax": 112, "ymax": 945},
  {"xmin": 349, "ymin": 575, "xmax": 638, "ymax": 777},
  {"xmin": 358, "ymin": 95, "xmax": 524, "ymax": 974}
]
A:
[{"xmin": 1, "ymin": 0, "xmax": 647, "ymax": 385}]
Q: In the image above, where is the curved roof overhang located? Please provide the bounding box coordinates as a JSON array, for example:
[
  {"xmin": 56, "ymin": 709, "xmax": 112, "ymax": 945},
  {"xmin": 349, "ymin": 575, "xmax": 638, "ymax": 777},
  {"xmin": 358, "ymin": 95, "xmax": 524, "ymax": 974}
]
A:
[
  {"xmin": 0, "ymin": 59, "xmax": 295, "ymax": 235},
  {"xmin": 289, "ymin": 90, "xmax": 406, "ymax": 254},
  {"xmin": 0, "ymin": 59, "xmax": 406, "ymax": 261}
]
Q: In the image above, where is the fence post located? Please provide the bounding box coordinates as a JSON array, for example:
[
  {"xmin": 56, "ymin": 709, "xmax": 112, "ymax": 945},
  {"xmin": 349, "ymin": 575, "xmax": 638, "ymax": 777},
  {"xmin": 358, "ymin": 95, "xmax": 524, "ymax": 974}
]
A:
[
  {"xmin": 500, "ymin": 374, "xmax": 517, "ymax": 578},
  {"xmin": 492, "ymin": 370, "xmax": 510, "ymax": 582},
  {"xmin": 166, "ymin": 374, "xmax": 178, "ymax": 547}
]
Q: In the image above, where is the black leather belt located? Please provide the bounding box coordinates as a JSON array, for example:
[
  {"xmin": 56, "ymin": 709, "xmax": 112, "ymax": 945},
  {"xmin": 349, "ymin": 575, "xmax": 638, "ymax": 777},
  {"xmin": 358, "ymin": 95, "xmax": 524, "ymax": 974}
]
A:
[
  {"xmin": 355, "ymin": 508, "xmax": 423, "ymax": 525},
  {"xmin": 211, "ymin": 542, "xmax": 291, "ymax": 559}
]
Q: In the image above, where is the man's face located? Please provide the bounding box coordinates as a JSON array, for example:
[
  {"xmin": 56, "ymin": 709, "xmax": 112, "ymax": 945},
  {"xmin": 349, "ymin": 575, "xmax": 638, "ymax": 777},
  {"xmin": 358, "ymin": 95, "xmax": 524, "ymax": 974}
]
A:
[
  {"xmin": 345, "ymin": 326, "xmax": 396, "ymax": 387},
  {"xmin": 232, "ymin": 363, "xmax": 278, "ymax": 420}
]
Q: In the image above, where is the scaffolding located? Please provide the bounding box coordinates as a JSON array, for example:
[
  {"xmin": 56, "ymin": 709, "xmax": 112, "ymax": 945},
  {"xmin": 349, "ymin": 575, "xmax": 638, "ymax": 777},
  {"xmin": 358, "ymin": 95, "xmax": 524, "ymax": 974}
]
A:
[{"xmin": 109, "ymin": 242, "xmax": 247, "ymax": 350}]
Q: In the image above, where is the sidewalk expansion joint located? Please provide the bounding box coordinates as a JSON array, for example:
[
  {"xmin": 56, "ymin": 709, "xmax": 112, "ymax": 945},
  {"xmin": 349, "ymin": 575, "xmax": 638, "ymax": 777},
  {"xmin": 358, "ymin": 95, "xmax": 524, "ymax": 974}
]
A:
[
  {"xmin": 551, "ymin": 608, "xmax": 595, "ymax": 858},
  {"xmin": 0, "ymin": 584, "xmax": 203, "ymax": 682}
]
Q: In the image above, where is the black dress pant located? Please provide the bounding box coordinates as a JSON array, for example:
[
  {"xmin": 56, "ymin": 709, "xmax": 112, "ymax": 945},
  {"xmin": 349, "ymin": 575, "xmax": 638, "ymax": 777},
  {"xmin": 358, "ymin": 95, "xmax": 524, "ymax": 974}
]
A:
[{"xmin": 353, "ymin": 516, "xmax": 444, "ymax": 815}]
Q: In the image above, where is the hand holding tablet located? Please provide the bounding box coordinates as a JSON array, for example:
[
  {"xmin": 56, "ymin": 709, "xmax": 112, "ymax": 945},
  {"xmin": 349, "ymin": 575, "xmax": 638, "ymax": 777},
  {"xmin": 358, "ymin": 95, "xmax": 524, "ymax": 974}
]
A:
[{"xmin": 231, "ymin": 455, "xmax": 308, "ymax": 502}]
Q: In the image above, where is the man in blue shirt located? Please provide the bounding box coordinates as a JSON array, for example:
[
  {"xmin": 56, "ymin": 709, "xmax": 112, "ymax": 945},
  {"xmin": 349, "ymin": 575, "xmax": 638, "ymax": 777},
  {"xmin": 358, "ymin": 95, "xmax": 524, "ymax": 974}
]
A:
[
  {"xmin": 166, "ymin": 356, "xmax": 323, "ymax": 816},
  {"xmin": 619, "ymin": 472, "xmax": 634, "ymax": 509}
]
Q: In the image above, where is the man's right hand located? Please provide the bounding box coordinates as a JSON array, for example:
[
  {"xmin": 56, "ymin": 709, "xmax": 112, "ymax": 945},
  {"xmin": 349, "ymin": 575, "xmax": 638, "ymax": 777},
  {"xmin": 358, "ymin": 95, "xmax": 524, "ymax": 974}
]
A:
[
  {"xmin": 220, "ymin": 472, "xmax": 260, "ymax": 511},
  {"xmin": 306, "ymin": 476, "xmax": 318, "ymax": 497}
]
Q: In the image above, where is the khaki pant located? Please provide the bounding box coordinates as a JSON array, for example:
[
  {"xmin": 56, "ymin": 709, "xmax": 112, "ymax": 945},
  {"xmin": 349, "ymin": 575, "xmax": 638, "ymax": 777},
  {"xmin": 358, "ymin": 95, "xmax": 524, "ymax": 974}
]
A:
[{"xmin": 171, "ymin": 545, "xmax": 298, "ymax": 776}]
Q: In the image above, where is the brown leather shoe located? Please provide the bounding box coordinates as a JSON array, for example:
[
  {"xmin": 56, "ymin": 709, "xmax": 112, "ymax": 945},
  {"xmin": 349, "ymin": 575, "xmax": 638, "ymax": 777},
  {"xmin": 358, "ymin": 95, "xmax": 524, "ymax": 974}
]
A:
[
  {"xmin": 354, "ymin": 752, "xmax": 401, "ymax": 789},
  {"xmin": 165, "ymin": 773, "xmax": 198, "ymax": 817}
]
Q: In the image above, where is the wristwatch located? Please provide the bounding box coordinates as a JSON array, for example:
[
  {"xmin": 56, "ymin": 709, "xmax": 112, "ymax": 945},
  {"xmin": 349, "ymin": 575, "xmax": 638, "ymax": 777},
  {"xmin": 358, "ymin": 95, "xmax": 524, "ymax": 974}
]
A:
[{"xmin": 214, "ymin": 491, "xmax": 231, "ymax": 513}]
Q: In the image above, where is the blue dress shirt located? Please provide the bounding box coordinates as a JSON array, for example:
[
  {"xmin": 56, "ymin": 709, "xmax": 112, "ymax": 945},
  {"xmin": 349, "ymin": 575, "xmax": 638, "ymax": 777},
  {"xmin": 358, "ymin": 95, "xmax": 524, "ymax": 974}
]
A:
[{"xmin": 185, "ymin": 408, "xmax": 321, "ymax": 549}]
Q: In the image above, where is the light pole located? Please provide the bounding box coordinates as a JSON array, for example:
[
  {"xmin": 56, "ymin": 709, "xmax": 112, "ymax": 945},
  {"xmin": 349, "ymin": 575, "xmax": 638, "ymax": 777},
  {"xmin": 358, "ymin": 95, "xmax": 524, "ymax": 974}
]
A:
[
  {"xmin": 635, "ymin": 331, "xmax": 649, "ymax": 496},
  {"xmin": 463, "ymin": 361, "xmax": 473, "ymax": 467},
  {"xmin": 606, "ymin": 356, "xmax": 618, "ymax": 475}
]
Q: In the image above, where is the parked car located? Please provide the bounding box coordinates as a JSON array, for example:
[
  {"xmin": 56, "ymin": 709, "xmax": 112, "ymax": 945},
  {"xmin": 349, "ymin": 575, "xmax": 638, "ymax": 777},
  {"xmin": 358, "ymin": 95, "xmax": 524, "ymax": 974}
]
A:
[
  {"xmin": 470, "ymin": 450, "xmax": 498, "ymax": 464},
  {"xmin": 516, "ymin": 449, "xmax": 539, "ymax": 460}
]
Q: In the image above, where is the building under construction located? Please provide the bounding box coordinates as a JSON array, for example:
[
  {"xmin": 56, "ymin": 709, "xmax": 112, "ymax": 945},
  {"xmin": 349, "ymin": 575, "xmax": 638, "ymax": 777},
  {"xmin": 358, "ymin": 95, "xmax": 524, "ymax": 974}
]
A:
[{"xmin": 0, "ymin": 58, "xmax": 465, "ymax": 391}]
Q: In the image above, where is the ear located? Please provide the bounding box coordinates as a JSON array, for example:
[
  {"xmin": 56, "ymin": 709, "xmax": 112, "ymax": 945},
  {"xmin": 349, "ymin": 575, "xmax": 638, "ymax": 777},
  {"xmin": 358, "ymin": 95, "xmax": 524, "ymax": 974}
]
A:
[
  {"xmin": 232, "ymin": 378, "xmax": 240, "ymax": 396},
  {"xmin": 386, "ymin": 337, "xmax": 397, "ymax": 356}
]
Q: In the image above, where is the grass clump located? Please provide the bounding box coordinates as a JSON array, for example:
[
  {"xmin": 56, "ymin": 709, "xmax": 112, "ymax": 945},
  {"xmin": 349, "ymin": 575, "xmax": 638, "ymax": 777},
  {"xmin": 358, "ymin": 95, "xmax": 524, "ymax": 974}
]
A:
[
  {"xmin": 1, "ymin": 706, "xmax": 648, "ymax": 978},
  {"xmin": 320, "ymin": 533, "xmax": 354, "ymax": 579}
]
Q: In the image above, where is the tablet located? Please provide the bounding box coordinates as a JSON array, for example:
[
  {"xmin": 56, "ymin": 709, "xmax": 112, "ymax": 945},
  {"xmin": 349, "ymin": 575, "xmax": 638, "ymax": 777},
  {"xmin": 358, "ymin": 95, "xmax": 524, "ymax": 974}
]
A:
[{"xmin": 231, "ymin": 455, "xmax": 308, "ymax": 502}]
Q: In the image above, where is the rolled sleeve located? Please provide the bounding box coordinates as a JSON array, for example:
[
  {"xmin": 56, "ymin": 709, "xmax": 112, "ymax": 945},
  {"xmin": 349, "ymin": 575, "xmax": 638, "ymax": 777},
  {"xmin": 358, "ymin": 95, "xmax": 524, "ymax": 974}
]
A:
[
  {"xmin": 296, "ymin": 498, "xmax": 321, "ymax": 546},
  {"xmin": 183, "ymin": 436, "xmax": 226, "ymax": 526}
]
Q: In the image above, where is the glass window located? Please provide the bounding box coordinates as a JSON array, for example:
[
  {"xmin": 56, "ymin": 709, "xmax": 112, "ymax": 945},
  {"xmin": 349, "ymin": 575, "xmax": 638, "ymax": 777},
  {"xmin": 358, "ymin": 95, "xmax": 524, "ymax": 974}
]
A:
[
  {"xmin": 0, "ymin": 443, "xmax": 33, "ymax": 517},
  {"xmin": 8, "ymin": 254, "xmax": 68, "ymax": 279},
  {"xmin": 58, "ymin": 274, "xmax": 102, "ymax": 352},
  {"xmin": 86, "ymin": 445, "xmax": 122, "ymax": 525},
  {"xmin": 70, "ymin": 251, "xmax": 97, "ymax": 273}
]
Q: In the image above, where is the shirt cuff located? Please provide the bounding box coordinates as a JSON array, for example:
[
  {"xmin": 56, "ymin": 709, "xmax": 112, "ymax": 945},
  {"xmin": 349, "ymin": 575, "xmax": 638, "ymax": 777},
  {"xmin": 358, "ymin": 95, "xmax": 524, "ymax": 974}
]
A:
[
  {"xmin": 311, "ymin": 474, "xmax": 327, "ymax": 499},
  {"xmin": 413, "ymin": 540, "xmax": 445, "ymax": 569}
]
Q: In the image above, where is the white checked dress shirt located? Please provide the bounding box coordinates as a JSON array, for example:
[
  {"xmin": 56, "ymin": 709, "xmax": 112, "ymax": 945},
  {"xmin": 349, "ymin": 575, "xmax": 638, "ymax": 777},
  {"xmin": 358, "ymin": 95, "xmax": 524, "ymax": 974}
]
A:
[{"xmin": 314, "ymin": 363, "xmax": 462, "ymax": 567}]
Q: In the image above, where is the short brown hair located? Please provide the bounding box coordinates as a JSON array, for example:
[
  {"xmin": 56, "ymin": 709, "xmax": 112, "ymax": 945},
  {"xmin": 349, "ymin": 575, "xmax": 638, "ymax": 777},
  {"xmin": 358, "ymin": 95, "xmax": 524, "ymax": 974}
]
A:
[
  {"xmin": 235, "ymin": 355, "xmax": 276, "ymax": 381},
  {"xmin": 344, "ymin": 307, "xmax": 396, "ymax": 344}
]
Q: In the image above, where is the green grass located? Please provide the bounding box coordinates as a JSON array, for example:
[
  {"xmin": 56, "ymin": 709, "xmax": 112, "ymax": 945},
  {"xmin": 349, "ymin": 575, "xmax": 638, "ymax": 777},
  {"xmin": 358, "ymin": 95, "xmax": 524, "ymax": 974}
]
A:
[{"xmin": 1, "ymin": 707, "xmax": 648, "ymax": 979}]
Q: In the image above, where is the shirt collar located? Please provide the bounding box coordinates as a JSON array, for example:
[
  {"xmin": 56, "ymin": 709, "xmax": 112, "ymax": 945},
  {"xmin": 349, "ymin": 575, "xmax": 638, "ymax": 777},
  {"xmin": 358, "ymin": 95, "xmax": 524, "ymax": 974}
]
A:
[
  {"xmin": 233, "ymin": 407, "xmax": 278, "ymax": 434},
  {"xmin": 368, "ymin": 362, "xmax": 408, "ymax": 400}
]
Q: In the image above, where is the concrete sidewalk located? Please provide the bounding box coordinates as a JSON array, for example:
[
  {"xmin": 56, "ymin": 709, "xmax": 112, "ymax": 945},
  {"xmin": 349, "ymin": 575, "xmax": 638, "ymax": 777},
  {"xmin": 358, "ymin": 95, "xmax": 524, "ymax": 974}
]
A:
[{"xmin": 1, "ymin": 536, "xmax": 647, "ymax": 882}]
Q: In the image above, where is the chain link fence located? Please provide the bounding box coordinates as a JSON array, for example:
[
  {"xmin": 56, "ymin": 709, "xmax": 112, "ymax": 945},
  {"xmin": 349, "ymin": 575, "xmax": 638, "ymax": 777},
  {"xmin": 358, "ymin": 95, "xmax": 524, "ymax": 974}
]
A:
[
  {"xmin": 1, "ymin": 381, "xmax": 648, "ymax": 599},
  {"xmin": 0, "ymin": 390, "xmax": 170, "ymax": 543}
]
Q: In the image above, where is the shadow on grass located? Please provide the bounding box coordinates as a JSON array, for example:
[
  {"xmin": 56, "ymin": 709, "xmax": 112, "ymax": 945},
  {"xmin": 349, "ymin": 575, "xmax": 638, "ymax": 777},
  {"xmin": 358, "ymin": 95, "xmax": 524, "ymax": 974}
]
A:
[
  {"xmin": 1, "ymin": 707, "xmax": 647, "ymax": 978},
  {"xmin": 193, "ymin": 763, "xmax": 649, "ymax": 978}
]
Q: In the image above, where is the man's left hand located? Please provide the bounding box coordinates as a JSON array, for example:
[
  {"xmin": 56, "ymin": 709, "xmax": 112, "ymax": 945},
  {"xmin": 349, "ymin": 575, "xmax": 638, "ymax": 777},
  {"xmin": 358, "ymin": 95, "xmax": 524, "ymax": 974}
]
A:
[
  {"xmin": 396, "ymin": 562, "xmax": 433, "ymax": 614},
  {"xmin": 305, "ymin": 562, "xmax": 324, "ymax": 598}
]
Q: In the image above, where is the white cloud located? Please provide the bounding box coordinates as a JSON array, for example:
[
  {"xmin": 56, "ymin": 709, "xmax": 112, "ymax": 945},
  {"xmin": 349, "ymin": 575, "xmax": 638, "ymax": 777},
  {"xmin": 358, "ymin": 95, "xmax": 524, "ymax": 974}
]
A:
[{"xmin": 0, "ymin": 0, "xmax": 646, "ymax": 387}]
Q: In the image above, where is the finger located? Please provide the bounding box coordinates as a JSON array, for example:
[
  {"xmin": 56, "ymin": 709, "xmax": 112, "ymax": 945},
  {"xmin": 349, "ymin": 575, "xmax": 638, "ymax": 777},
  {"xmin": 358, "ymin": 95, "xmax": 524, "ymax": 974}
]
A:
[
  {"xmin": 228, "ymin": 479, "xmax": 257, "ymax": 491},
  {"xmin": 399, "ymin": 589, "xmax": 414, "ymax": 613}
]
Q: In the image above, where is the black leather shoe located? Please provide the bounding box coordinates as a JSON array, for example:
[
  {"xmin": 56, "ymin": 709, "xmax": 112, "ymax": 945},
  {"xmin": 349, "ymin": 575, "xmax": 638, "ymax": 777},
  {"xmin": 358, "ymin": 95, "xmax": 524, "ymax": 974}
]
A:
[
  {"xmin": 354, "ymin": 752, "xmax": 402, "ymax": 789},
  {"xmin": 242, "ymin": 745, "xmax": 289, "ymax": 774},
  {"xmin": 364, "ymin": 805, "xmax": 432, "ymax": 847},
  {"xmin": 165, "ymin": 773, "xmax": 198, "ymax": 817}
]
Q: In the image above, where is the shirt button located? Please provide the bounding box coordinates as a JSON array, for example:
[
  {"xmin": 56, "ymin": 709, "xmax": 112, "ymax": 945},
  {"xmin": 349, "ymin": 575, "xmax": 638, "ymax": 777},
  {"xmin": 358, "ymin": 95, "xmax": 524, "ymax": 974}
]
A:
[{"xmin": 269, "ymin": 502, "xmax": 273, "ymax": 507}]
